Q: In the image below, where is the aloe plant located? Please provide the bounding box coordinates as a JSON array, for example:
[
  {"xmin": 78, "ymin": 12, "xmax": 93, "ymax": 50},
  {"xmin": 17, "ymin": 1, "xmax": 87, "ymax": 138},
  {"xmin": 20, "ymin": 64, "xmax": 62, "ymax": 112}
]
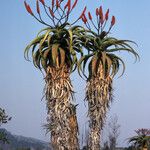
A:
[
  {"xmin": 24, "ymin": 0, "xmax": 86, "ymax": 149},
  {"xmin": 78, "ymin": 6, "xmax": 139, "ymax": 150},
  {"xmin": 24, "ymin": 1, "xmax": 139, "ymax": 149},
  {"xmin": 129, "ymin": 129, "xmax": 150, "ymax": 150}
]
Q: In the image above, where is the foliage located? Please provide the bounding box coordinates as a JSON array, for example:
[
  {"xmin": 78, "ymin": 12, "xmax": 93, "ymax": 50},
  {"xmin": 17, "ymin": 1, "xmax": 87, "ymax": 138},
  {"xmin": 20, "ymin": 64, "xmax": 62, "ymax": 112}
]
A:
[
  {"xmin": 77, "ymin": 6, "xmax": 139, "ymax": 79},
  {"xmin": 24, "ymin": 0, "xmax": 139, "ymax": 80},
  {"xmin": 24, "ymin": 0, "xmax": 86, "ymax": 74},
  {"xmin": 0, "ymin": 107, "xmax": 11, "ymax": 144},
  {"xmin": 0, "ymin": 108, "xmax": 11, "ymax": 126},
  {"xmin": 0, "ymin": 131, "xmax": 9, "ymax": 144},
  {"xmin": 102, "ymin": 115, "xmax": 121, "ymax": 150},
  {"xmin": 16, "ymin": 148, "xmax": 31, "ymax": 150},
  {"xmin": 128, "ymin": 128, "xmax": 150, "ymax": 149},
  {"xmin": 24, "ymin": 25, "xmax": 85, "ymax": 73},
  {"xmin": 124, "ymin": 146, "xmax": 136, "ymax": 150},
  {"xmin": 24, "ymin": 1, "xmax": 140, "ymax": 77}
]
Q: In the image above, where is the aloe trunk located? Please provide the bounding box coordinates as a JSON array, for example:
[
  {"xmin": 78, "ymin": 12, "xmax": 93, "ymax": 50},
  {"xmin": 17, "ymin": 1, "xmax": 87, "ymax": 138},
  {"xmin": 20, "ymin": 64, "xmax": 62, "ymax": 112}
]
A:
[
  {"xmin": 45, "ymin": 66, "xmax": 79, "ymax": 150},
  {"xmin": 86, "ymin": 66, "xmax": 113, "ymax": 150}
]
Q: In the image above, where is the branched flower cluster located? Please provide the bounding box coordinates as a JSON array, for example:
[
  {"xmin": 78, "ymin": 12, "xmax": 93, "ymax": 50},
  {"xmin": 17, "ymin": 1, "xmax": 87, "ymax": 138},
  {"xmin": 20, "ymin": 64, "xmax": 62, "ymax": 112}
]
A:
[
  {"xmin": 80, "ymin": 5, "xmax": 115, "ymax": 35},
  {"xmin": 24, "ymin": 0, "xmax": 86, "ymax": 27},
  {"xmin": 129, "ymin": 128, "xmax": 150, "ymax": 149},
  {"xmin": 135, "ymin": 128, "xmax": 150, "ymax": 136}
]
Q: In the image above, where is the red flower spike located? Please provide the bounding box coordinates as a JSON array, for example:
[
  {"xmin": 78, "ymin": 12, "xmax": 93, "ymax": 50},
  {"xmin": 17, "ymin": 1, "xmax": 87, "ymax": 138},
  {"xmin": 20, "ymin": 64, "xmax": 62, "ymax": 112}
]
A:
[
  {"xmin": 39, "ymin": 0, "xmax": 45, "ymax": 5},
  {"xmin": 36, "ymin": 0, "xmax": 40, "ymax": 14},
  {"xmin": 27, "ymin": 5, "xmax": 33, "ymax": 16},
  {"xmin": 67, "ymin": 0, "xmax": 71, "ymax": 14},
  {"xmin": 79, "ymin": 6, "xmax": 87, "ymax": 19},
  {"xmin": 24, "ymin": 1, "xmax": 28, "ymax": 13},
  {"xmin": 64, "ymin": 0, "xmax": 71, "ymax": 15},
  {"xmin": 99, "ymin": 6, "xmax": 103, "ymax": 16},
  {"xmin": 24, "ymin": 1, "xmax": 33, "ymax": 16},
  {"xmin": 105, "ymin": 9, "xmax": 109, "ymax": 20},
  {"xmin": 52, "ymin": 0, "xmax": 54, "ymax": 8},
  {"xmin": 82, "ymin": 15, "xmax": 87, "ymax": 24},
  {"xmin": 72, "ymin": 0, "xmax": 78, "ymax": 10},
  {"xmin": 24, "ymin": 1, "xmax": 28, "ymax": 8},
  {"xmin": 88, "ymin": 12, "xmax": 92, "ymax": 20},
  {"xmin": 81, "ymin": 17, "xmax": 84, "ymax": 23},
  {"xmin": 96, "ymin": 8, "xmax": 99, "ymax": 16},
  {"xmin": 67, "ymin": 7, "xmax": 71, "ymax": 15},
  {"xmin": 64, "ymin": 0, "xmax": 69, "ymax": 9},
  {"xmin": 84, "ymin": 14, "xmax": 87, "ymax": 22},
  {"xmin": 82, "ymin": 17, "xmax": 86, "ymax": 24},
  {"xmin": 56, "ymin": 0, "xmax": 60, "ymax": 8},
  {"xmin": 49, "ymin": 7, "xmax": 55, "ymax": 17},
  {"xmin": 111, "ymin": 16, "xmax": 115, "ymax": 26},
  {"xmin": 99, "ymin": 6, "xmax": 104, "ymax": 24},
  {"xmin": 64, "ymin": 3, "xmax": 68, "ymax": 9}
]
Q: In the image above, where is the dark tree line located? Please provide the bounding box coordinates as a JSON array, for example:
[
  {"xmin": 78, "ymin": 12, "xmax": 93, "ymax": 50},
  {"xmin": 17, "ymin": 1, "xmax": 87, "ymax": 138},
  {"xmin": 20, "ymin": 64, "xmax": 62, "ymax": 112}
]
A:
[{"xmin": 0, "ymin": 107, "xmax": 11, "ymax": 143}]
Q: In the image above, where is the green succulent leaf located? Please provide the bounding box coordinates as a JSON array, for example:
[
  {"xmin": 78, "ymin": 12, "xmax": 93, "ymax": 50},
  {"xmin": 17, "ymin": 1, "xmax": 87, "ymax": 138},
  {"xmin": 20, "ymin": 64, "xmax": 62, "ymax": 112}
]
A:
[
  {"xmin": 24, "ymin": 35, "xmax": 45, "ymax": 61},
  {"xmin": 77, "ymin": 53, "xmax": 94, "ymax": 79},
  {"xmin": 24, "ymin": 25, "xmax": 86, "ymax": 72},
  {"xmin": 51, "ymin": 44, "xmax": 59, "ymax": 67},
  {"xmin": 78, "ymin": 30, "xmax": 139, "ymax": 79},
  {"xmin": 58, "ymin": 47, "xmax": 66, "ymax": 68}
]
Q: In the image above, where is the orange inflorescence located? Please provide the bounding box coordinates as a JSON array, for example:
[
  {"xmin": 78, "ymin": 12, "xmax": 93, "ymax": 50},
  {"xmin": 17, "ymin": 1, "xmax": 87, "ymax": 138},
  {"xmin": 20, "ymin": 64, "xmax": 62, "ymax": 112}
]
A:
[
  {"xmin": 39, "ymin": 0, "xmax": 45, "ymax": 5},
  {"xmin": 88, "ymin": 12, "xmax": 92, "ymax": 20},
  {"xmin": 79, "ymin": 6, "xmax": 87, "ymax": 19},
  {"xmin": 99, "ymin": 6, "xmax": 104, "ymax": 24},
  {"xmin": 72, "ymin": 0, "xmax": 78, "ymax": 10},
  {"xmin": 24, "ymin": 1, "xmax": 33, "ymax": 16},
  {"xmin": 96, "ymin": 8, "xmax": 99, "ymax": 16},
  {"xmin": 105, "ymin": 9, "xmax": 109, "ymax": 20},
  {"xmin": 56, "ymin": 0, "xmax": 60, "ymax": 8},
  {"xmin": 82, "ymin": 14, "xmax": 87, "ymax": 24},
  {"xmin": 52, "ymin": 0, "xmax": 54, "ymax": 8},
  {"xmin": 111, "ymin": 16, "xmax": 115, "ymax": 26},
  {"xmin": 36, "ymin": 0, "xmax": 40, "ymax": 14},
  {"xmin": 49, "ymin": 7, "xmax": 55, "ymax": 17}
]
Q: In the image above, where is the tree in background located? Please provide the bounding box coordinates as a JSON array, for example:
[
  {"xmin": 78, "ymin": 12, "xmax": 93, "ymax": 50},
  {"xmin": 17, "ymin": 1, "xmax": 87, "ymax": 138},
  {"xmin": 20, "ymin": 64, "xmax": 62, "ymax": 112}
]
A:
[
  {"xmin": 102, "ymin": 115, "xmax": 121, "ymax": 150},
  {"xmin": 0, "ymin": 107, "xmax": 11, "ymax": 144},
  {"xmin": 103, "ymin": 115, "xmax": 120, "ymax": 150},
  {"xmin": 124, "ymin": 146, "xmax": 135, "ymax": 150},
  {"xmin": 128, "ymin": 128, "xmax": 150, "ymax": 150},
  {"xmin": 103, "ymin": 141, "xmax": 109, "ymax": 150},
  {"xmin": 78, "ymin": 5, "xmax": 139, "ymax": 150},
  {"xmin": 108, "ymin": 115, "xmax": 121, "ymax": 150}
]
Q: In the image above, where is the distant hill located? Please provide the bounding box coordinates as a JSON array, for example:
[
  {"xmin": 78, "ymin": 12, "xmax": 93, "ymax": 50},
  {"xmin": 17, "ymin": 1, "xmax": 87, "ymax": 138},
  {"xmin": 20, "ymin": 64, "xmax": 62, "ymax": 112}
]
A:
[
  {"xmin": 0, "ymin": 128, "xmax": 51, "ymax": 150},
  {"xmin": 0, "ymin": 128, "xmax": 129, "ymax": 150}
]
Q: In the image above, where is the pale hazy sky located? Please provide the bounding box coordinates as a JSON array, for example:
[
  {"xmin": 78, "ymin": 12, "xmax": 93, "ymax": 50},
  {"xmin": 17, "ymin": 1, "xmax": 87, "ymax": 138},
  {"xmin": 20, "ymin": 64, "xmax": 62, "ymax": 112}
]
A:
[{"xmin": 0, "ymin": 0, "xmax": 150, "ymax": 147}]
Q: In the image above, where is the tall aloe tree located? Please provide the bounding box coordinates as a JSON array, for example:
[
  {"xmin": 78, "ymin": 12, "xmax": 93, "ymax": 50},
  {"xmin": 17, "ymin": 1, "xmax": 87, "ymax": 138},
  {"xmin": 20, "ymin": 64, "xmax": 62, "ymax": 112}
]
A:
[
  {"xmin": 24, "ymin": 0, "xmax": 85, "ymax": 149},
  {"xmin": 78, "ymin": 6, "xmax": 139, "ymax": 150}
]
